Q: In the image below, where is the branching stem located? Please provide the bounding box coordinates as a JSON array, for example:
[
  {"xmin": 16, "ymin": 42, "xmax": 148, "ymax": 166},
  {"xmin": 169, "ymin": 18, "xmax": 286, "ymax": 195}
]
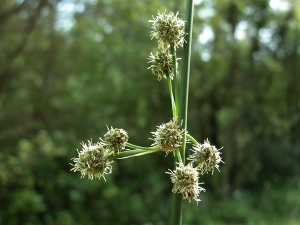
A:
[
  {"xmin": 108, "ymin": 147, "xmax": 161, "ymax": 160},
  {"xmin": 186, "ymin": 134, "xmax": 198, "ymax": 145},
  {"xmin": 126, "ymin": 143, "xmax": 159, "ymax": 150}
]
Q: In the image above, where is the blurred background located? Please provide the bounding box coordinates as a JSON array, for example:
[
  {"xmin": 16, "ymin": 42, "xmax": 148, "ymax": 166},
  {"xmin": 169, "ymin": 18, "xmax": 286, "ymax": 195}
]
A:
[{"xmin": 0, "ymin": 0, "xmax": 299, "ymax": 224}]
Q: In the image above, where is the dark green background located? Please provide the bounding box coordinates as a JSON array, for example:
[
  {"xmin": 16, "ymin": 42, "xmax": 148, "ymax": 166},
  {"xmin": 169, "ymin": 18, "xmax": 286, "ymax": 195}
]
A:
[{"xmin": 0, "ymin": 0, "xmax": 299, "ymax": 224}]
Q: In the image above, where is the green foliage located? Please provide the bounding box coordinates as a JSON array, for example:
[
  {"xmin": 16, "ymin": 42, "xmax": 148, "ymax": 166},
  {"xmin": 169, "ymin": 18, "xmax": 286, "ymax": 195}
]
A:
[
  {"xmin": 0, "ymin": 0, "xmax": 299, "ymax": 224},
  {"xmin": 184, "ymin": 185, "xmax": 300, "ymax": 225}
]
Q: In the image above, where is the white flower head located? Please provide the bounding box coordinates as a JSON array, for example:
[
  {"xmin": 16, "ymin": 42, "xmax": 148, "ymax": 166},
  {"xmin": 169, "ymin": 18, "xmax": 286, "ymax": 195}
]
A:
[
  {"xmin": 103, "ymin": 127, "xmax": 129, "ymax": 153},
  {"xmin": 149, "ymin": 11, "xmax": 186, "ymax": 49},
  {"xmin": 151, "ymin": 118, "xmax": 186, "ymax": 152},
  {"xmin": 167, "ymin": 163, "xmax": 205, "ymax": 203},
  {"xmin": 148, "ymin": 49, "xmax": 174, "ymax": 81},
  {"xmin": 70, "ymin": 140, "xmax": 113, "ymax": 180},
  {"xmin": 188, "ymin": 139, "xmax": 223, "ymax": 175}
]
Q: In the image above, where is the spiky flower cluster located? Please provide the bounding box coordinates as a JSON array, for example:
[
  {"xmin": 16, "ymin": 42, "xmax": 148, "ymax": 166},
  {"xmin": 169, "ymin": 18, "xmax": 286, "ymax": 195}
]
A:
[
  {"xmin": 70, "ymin": 140, "xmax": 113, "ymax": 180},
  {"xmin": 149, "ymin": 11, "xmax": 186, "ymax": 49},
  {"xmin": 148, "ymin": 49, "xmax": 174, "ymax": 80},
  {"xmin": 103, "ymin": 127, "xmax": 129, "ymax": 153},
  {"xmin": 151, "ymin": 118, "xmax": 185, "ymax": 151},
  {"xmin": 167, "ymin": 163, "xmax": 205, "ymax": 202},
  {"xmin": 188, "ymin": 139, "xmax": 223, "ymax": 175}
]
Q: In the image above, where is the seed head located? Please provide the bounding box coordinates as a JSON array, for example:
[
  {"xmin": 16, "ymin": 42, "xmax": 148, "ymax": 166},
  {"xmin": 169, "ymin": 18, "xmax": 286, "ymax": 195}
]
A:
[
  {"xmin": 148, "ymin": 49, "xmax": 174, "ymax": 81},
  {"xmin": 149, "ymin": 11, "xmax": 186, "ymax": 49},
  {"xmin": 103, "ymin": 127, "xmax": 129, "ymax": 153},
  {"xmin": 151, "ymin": 118, "xmax": 185, "ymax": 151},
  {"xmin": 167, "ymin": 163, "xmax": 205, "ymax": 203},
  {"xmin": 188, "ymin": 139, "xmax": 223, "ymax": 175},
  {"xmin": 70, "ymin": 140, "xmax": 113, "ymax": 180}
]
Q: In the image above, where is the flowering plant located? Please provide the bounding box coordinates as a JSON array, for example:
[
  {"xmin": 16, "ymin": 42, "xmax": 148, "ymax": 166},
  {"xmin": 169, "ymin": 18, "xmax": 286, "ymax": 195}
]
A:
[{"xmin": 71, "ymin": 4, "xmax": 224, "ymax": 225}]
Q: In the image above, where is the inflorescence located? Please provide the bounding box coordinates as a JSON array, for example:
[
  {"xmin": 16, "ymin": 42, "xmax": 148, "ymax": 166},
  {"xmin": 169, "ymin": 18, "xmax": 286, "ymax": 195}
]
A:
[
  {"xmin": 71, "ymin": 11, "xmax": 224, "ymax": 204},
  {"xmin": 188, "ymin": 139, "xmax": 223, "ymax": 175},
  {"xmin": 148, "ymin": 49, "xmax": 174, "ymax": 81},
  {"xmin": 71, "ymin": 127, "xmax": 129, "ymax": 180},
  {"xmin": 167, "ymin": 163, "xmax": 205, "ymax": 203},
  {"xmin": 70, "ymin": 140, "xmax": 113, "ymax": 180},
  {"xmin": 103, "ymin": 126, "xmax": 129, "ymax": 154},
  {"xmin": 151, "ymin": 118, "xmax": 185, "ymax": 152},
  {"xmin": 149, "ymin": 11, "xmax": 186, "ymax": 50}
]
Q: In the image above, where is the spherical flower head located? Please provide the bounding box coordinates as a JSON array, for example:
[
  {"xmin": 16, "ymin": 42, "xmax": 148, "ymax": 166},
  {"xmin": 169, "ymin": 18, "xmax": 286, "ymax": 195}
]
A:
[
  {"xmin": 70, "ymin": 140, "xmax": 112, "ymax": 180},
  {"xmin": 151, "ymin": 118, "xmax": 185, "ymax": 151},
  {"xmin": 188, "ymin": 139, "xmax": 223, "ymax": 175},
  {"xmin": 167, "ymin": 163, "xmax": 205, "ymax": 203},
  {"xmin": 148, "ymin": 49, "xmax": 174, "ymax": 81},
  {"xmin": 149, "ymin": 11, "xmax": 186, "ymax": 49},
  {"xmin": 103, "ymin": 127, "xmax": 129, "ymax": 153}
]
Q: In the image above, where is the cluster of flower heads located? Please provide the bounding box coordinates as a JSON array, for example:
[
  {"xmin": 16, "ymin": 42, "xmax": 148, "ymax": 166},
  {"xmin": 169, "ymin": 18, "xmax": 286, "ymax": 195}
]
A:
[
  {"xmin": 151, "ymin": 117, "xmax": 185, "ymax": 152},
  {"xmin": 70, "ymin": 127, "xmax": 128, "ymax": 180},
  {"xmin": 161, "ymin": 131, "xmax": 222, "ymax": 202},
  {"xmin": 71, "ymin": 11, "xmax": 224, "ymax": 204},
  {"xmin": 148, "ymin": 11, "xmax": 186, "ymax": 81},
  {"xmin": 150, "ymin": 118, "xmax": 222, "ymax": 202},
  {"xmin": 70, "ymin": 119, "xmax": 223, "ymax": 202}
]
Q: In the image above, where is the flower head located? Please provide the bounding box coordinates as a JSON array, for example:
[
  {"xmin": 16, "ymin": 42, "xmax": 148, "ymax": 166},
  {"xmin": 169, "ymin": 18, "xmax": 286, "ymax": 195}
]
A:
[
  {"xmin": 149, "ymin": 11, "xmax": 186, "ymax": 49},
  {"xmin": 103, "ymin": 127, "xmax": 129, "ymax": 153},
  {"xmin": 151, "ymin": 118, "xmax": 185, "ymax": 151},
  {"xmin": 148, "ymin": 49, "xmax": 174, "ymax": 81},
  {"xmin": 70, "ymin": 140, "xmax": 113, "ymax": 180},
  {"xmin": 188, "ymin": 139, "xmax": 223, "ymax": 175},
  {"xmin": 167, "ymin": 163, "xmax": 205, "ymax": 203}
]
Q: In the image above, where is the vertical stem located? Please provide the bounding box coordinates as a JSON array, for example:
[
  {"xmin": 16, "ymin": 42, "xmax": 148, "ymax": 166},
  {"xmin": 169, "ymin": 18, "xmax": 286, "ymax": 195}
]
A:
[
  {"xmin": 175, "ymin": 148, "xmax": 183, "ymax": 163},
  {"xmin": 171, "ymin": 47, "xmax": 180, "ymax": 116},
  {"xmin": 170, "ymin": 1, "xmax": 194, "ymax": 225},
  {"xmin": 179, "ymin": 0, "xmax": 194, "ymax": 161},
  {"xmin": 167, "ymin": 76, "xmax": 176, "ymax": 117}
]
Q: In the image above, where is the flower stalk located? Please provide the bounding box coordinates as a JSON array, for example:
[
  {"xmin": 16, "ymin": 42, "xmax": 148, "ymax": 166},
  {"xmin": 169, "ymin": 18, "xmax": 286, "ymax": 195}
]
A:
[
  {"xmin": 167, "ymin": 76, "xmax": 176, "ymax": 117},
  {"xmin": 171, "ymin": 47, "xmax": 180, "ymax": 117},
  {"xmin": 170, "ymin": 1, "xmax": 195, "ymax": 225}
]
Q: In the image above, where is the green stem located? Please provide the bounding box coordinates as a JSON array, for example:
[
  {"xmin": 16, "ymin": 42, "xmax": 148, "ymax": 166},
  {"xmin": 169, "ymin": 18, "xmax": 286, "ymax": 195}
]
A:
[
  {"xmin": 126, "ymin": 142, "xmax": 158, "ymax": 150},
  {"xmin": 186, "ymin": 134, "xmax": 198, "ymax": 145},
  {"xmin": 167, "ymin": 76, "xmax": 176, "ymax": 117},
  {"xmin": 108, "ymin": 147, "xmax": 161, "ymax": 160},
  {"xmin": 170, "ymin": 1, "xmax": 194, "ymax": 225},
  {"xmin": 179, "ymin": 0, "xmax": 194, "ymax": 162},
  {"xmin": 175, "ymin": 148, "xmax": 183, "ymax": 163},
  {"xmin": 171, "ymin": 47, "xmax": 180, "ymax": 117}
]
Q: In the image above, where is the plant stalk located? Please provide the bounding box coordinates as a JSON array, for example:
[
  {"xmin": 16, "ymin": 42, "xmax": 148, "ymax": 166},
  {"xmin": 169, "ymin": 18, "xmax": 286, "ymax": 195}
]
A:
[
  {"xmin": 126, "ymin": 143, "xmax": 159, "ymax": 150},
  {"xmin": 171, "ymin": 47, "xmax": 180, "ymax": 117},
  {"xmin": 170, "ymin": 1, "xmax": 194, "ymax": 225},
  {"xmin": 167, "ymin": 76, "xmax": 176, "ymax": 117},
  {"xmin": 109, "ymin": 147, "xmax": 161, "ymax": 160}
]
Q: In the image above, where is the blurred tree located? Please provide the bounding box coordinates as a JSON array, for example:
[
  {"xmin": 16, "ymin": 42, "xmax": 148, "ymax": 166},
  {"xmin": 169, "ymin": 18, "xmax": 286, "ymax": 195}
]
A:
[{"xmin": 189, "ymin": 0, "xmax": 300, "ymax": 196}]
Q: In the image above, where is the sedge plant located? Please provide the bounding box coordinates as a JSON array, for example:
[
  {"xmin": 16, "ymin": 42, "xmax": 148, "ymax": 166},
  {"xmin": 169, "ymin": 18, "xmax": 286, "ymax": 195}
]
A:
[{"xmin": 70, "ymin": 1, "xmax": 224, "ymax": 224}]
